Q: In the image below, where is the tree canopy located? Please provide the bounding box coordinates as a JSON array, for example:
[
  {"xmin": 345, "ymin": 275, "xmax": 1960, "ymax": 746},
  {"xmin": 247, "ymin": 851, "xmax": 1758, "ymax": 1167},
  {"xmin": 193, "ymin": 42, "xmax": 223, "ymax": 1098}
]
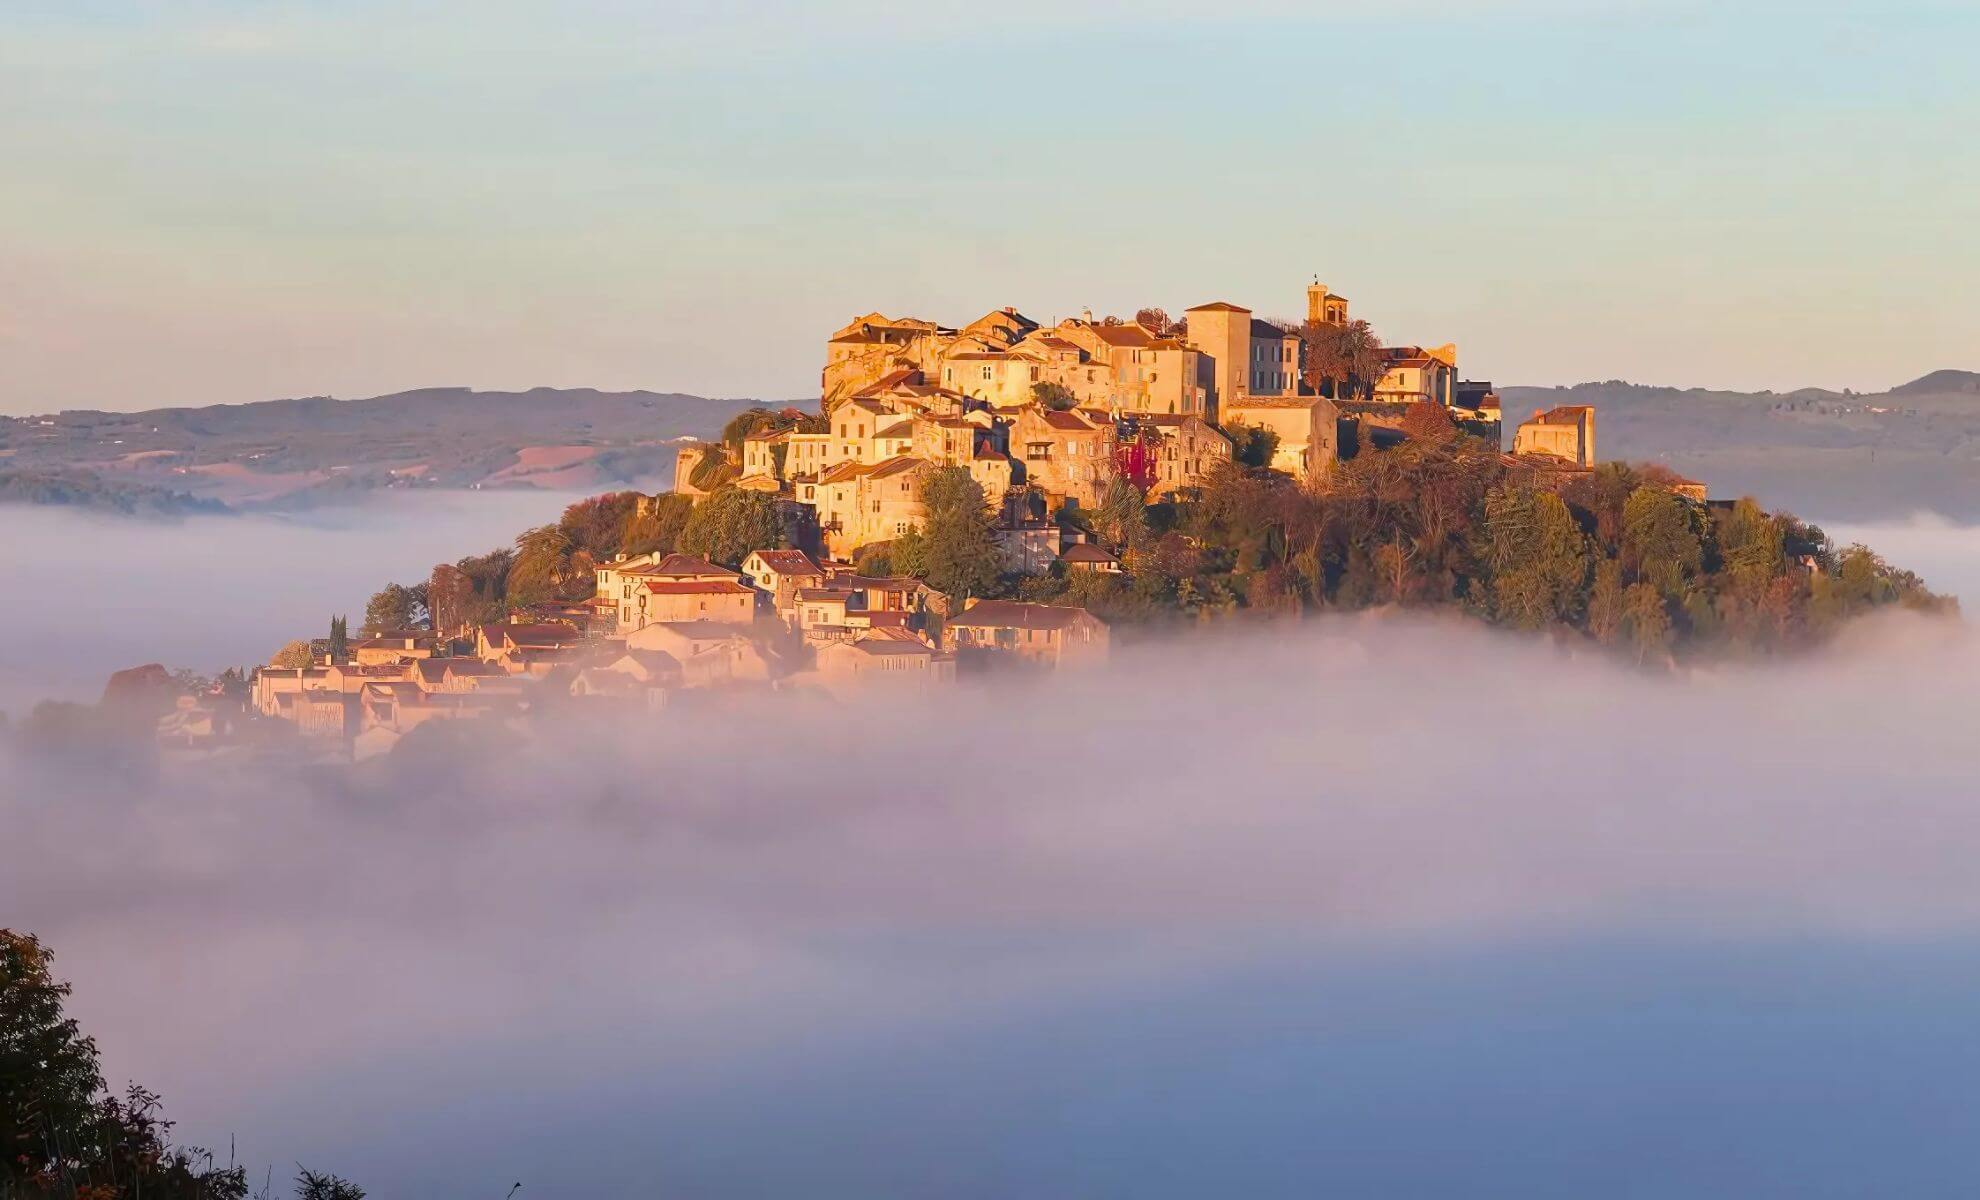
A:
[{"xmin": 678, "ymin": 486, "xmax": 787, "ymax": 567}]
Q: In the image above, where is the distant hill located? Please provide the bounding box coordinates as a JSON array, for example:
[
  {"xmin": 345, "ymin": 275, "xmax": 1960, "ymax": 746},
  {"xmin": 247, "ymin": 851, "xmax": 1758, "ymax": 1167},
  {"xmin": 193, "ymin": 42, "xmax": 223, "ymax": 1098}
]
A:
[
  {"xmin": 1503, "ymin": 370, "xmax": 1980, "ymax": 522},
  {"xmin": 0, "ymin": 387, "xmax": 768, "ymax": 509}
]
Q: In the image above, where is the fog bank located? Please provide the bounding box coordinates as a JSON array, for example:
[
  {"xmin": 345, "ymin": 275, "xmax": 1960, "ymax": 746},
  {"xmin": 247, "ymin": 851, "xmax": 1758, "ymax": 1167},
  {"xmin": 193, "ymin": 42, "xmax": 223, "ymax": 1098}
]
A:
[
  {"xmin": 9, "ymin": 609, "xmax": 1980, "ymax": 1195},
  {"xmin": 0, "ymin": 491, "xmax": 583, "ymax": 712}
]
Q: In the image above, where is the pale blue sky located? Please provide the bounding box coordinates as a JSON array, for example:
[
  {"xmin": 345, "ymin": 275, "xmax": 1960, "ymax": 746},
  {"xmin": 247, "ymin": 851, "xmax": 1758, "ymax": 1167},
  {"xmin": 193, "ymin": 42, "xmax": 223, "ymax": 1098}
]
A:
[{"xmin": 1, "ymin": 0, "xmax": 1974, "ymax": 412}]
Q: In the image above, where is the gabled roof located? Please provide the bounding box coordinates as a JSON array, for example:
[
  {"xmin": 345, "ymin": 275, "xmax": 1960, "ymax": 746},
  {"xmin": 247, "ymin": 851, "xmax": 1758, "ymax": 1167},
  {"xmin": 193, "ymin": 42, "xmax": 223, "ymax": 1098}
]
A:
[
  {"xmin": 865, "ymin": 455, "xmax": 926, "ymax": 479},
  {"xmin": 951, "ymin": 600, "xmax": 1103, "ymax": 631},
  {"xmin": 624, "ymin": 552, "xmax": 740, "ymax": 580},
  {"xmin": 481, "ymin": 623, "xmax": 582, "ymax": 648},
  {"xmin": 1060, "ymin": 542, "xmax": 1119, "ymax": 564},
  {"xmin": 1085, "ymin": 324, "xmax": 1154, "ymax": 347},
  {"xmin": 1039, "ymin": 410, "xmax": 1098, "ymax": 431},
  {"xmin": 746, "ymin": 548, "xmax": 823, "ymax": 576},
  {"xmin": 1185, "ymin": 301, "xmax": 1250, "ymax": 313},
  {"xmin": 1528, "ymin": 405, "xmax": 1595, "ymax": 425},
  {"xmin": 643, "ymin": 578, "xmax": 754, "ymax": 596}
]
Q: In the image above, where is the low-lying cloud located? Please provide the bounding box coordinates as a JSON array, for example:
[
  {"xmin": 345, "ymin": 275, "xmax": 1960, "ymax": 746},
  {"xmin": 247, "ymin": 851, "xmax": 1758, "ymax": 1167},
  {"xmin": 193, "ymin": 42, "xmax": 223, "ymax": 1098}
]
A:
[{"xmin": 9, "ymin": 601, "xmax": 1980, "ymax": 1195}]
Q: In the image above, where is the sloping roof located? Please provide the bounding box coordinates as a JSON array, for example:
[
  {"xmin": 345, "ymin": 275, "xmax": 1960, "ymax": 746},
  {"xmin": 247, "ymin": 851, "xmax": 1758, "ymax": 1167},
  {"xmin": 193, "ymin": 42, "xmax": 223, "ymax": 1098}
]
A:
[
  {"xmin": 1185, "ymin": 301, "xmax": 1250, "ymax": 313},
  {"xmin": 866, "ymin": 455, "xmax": 927, "ymax": 479},
  {"xmin": 1040, "ymin": 410, "xmax": 1096, "ymax": 431},
  {"xmin": 1085, "ymin": 324, "xmax": 1154, "ymax": 347},
  {"xmin": 876, "ymin": 420, "xmax": 914, "ymax": 439},
  {"xmin": 623, "ymin": 552, "xmax": 738, "ymax": 580},
  {"xmin": 1250, "ymin": 318, "xmax": 1297, "ymax": 339},
  {"xmin": 1532, "ymin": 405, "xmax": 1595, "ymax": 424},
  {"xmin": 482, "ymin": 623, "xmax": 581, "ymax": 648},
  {"xmin": 1060, "ymin": 542, "xmax": 1119, "ymax": 563},
  {"xmin": 748, "ymin": 548, "xmax": 822, "ymax": 576},
  {"xmin": 950, "ymin": 600, "xmax": 1103, "ymax": 631},
  {"xmin": 816, "ymin": 461, "xmax": 870, "ymax": 485},
  {"xmin": 643, "ymin": 579, "xmax": 754, "ymax": 596}
]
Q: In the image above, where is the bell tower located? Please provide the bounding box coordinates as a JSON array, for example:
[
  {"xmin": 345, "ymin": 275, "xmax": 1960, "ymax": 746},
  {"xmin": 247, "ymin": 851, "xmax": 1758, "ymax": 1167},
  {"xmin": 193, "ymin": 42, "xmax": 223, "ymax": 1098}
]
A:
[{"xmin": 1307, "ymin": 277, "xmax": 1329, "ymax": 325}]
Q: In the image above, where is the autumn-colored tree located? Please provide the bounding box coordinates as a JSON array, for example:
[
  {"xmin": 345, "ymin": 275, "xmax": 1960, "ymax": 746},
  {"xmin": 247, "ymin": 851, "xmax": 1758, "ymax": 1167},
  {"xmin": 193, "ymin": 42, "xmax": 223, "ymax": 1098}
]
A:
[
  {"xmin": 269, "ymin": 640, "xmax": 313, "ymax": 669},
  {"xmin": 1301, "ymin": 318, "xmax": 1385, "ymax": 399},
  {"xmin": 426, "ymin": 562, "xmax": 475, "ymax": 635},
  {"xmin": 1133, "ymin": 307, "xmax": 1173, "ymax": 335},
  {"xmin": 1399, "ymin": 398, "xmax": 1457, "ymax": 444}
]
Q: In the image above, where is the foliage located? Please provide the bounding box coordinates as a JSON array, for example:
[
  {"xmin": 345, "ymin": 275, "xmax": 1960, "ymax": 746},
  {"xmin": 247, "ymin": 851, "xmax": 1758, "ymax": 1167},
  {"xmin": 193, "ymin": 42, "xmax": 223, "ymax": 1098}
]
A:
[
  {"xmin": 908, "ymin": 467, "xmax": 1004, "ymax": 602},
  {"xmin": 293, "ymin": 1170, "xmax": 365, "ymax": 1200},
  {"xmin": 1224, "ymin": 422, "xmax": 1281, "ymax": 470},
  {"xmin": 327, "ymin": 616, "xmax": 349, "ymax": 662},
  {"xmin": 686, "ymin": 447, "xmax": 738, "ymax": 494},
  {"xmin": 268, "ymin": 640, "xmax": 313, "ymax": 669},
  {"xmin": 2, "ymin": 929, "xmax": 252, "ymax": 1200},
  {"xmin": 1030, "ymin": 382, "xmax": 1078, "ymax": 412},
  {"xmin": 852, "ymin": 543, "xmax": 895, "ymax": 577},
  {"xmin": 506, "ymin": 525, "xmax": 578, "ymax": 607},
  {"xmin": 1300, "ymin": 318, "xmax": 1385, "ymax": 399},
  {"xmin": 1092, "ymin": 476, "xmax": 1149, "ymax": 553},
  {"xmin": 1399, "ymin": 399, "xmax": 1458, "ymax": 444},
  {"xmin": 362, "ymin": 583, "xmax": 427, "ymax": 634},
  {"xmin": 677, "ymin": 486, "xmax": 786, "ymax": 567},
  {"xmin": 621, "ymin": 493, "xmax": 694, "ymax": 558}
]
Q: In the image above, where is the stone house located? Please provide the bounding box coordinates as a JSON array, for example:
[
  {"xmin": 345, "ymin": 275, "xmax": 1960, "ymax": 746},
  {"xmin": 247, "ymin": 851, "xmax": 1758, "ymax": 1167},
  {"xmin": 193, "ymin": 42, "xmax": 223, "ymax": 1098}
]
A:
[{"xmin": 945, "ymin": 599, "xmax": 1110, "ymax": 667}]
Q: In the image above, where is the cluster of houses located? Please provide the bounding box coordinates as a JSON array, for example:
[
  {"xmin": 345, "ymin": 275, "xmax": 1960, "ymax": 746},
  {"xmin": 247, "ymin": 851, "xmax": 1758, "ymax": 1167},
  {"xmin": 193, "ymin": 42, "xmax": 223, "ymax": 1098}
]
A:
[
  {"xmin": 211, "ymin": 277, "xmax": 1651, "ymax": 762},
  {"xmin": 242, "ymin": 547, "xmax": 1109, "ymax": 759},
  {"xmin": 676, "ymin": 279, "xmax": 1608, "ymax": 561}
]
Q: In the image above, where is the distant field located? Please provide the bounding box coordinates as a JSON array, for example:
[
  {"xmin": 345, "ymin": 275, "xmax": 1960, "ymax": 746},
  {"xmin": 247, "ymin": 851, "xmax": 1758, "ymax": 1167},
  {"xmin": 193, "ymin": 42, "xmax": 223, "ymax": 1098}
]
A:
[
  {"xmin": 1504, "ymin": 370, "xmax": 1980, "ymax": 522},
  {"xmin": 0, "ymin": 386, "xmax": 767, "ymax": 511}
]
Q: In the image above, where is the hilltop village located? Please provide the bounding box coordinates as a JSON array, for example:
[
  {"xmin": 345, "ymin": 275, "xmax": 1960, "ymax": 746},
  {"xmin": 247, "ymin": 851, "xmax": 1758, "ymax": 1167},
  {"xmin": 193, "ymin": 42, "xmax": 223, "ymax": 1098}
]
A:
[{"xmin": 76, "ymin": 279, "xmax": 1945, "ymax": 762}]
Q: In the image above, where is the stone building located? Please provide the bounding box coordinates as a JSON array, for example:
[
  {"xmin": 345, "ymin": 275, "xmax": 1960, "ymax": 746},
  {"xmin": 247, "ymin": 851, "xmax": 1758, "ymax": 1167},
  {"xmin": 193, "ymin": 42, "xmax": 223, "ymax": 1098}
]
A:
[{"xmin": 1513, "ymin": 405, "xmax": 1597, "ymax": 467}]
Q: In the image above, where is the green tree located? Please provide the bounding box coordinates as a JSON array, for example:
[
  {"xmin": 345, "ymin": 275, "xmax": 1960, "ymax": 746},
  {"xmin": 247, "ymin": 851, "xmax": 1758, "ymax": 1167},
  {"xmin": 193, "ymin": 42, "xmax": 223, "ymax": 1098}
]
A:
[
  {"xmin": 556, "ymin": 491, "xmax": 642, "ymax": 559},
  {"xmin": 363, "ymin": 583, "xmax": 426, "ymax": 634},
  {"xmin": 3, "ymin": 930, "xmax": 250, "ymax": 1200},
  {"xmin": 1623, "ymin": 582, "xmax": 1673, "ymax": 664},
  {"xmin": 1587, "ymin": 558, "xmax": 1626, "ymax": 645},
  {"xmin": 506, "ymin": 524, "xmax": 575, "ymax": 607},
  {"xmin": 1092, "ymin": 475, "xmax": 1149, "ymax": 553},
  {"xmin": 622, "ymin": 493, "xmax": 694, "ymax": 557},
  {"xmin": 2, "ymin": 931, "xmax": 102, "ymax": 1188},
  {"xmin": 1483, "ymin": 485, "xmax": 1590, "ymax": 629},
  {"xmin": 327, "ymin": 616, "xmax": 349, "ymax": 662},
  {"xmin": 678, "ymin": 486, "xmax": 787, "ymax": 567},
  {"xmin": 1621, "ymin": 485, "xmax": 1703, "ymax": 598},
  {"xmin": 1031, "ymin": 381, "xmax": 1077, "ymax": 411},
  {"xmin": 1225, "ymin": 421, "xmax": 1281, "ymax": 470},
  {"xmin": 913, "ymin": 467, "xmax": 1005, "ymax": 602}
]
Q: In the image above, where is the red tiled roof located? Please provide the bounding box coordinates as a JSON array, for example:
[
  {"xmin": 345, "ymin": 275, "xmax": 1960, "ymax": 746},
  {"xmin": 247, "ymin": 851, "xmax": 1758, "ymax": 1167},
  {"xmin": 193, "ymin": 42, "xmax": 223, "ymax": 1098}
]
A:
[{"xmin": 749, "ymin": 548, "xmax": 822, "ymax": 575}]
